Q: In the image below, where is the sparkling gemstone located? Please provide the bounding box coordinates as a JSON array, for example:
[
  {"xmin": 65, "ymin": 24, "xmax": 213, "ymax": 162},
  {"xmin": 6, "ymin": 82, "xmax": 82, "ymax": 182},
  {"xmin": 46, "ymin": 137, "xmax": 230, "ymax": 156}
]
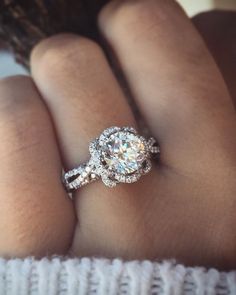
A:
[{"xmin": 103, "ymin": 131, "xmax": 146, "ymax": 175}]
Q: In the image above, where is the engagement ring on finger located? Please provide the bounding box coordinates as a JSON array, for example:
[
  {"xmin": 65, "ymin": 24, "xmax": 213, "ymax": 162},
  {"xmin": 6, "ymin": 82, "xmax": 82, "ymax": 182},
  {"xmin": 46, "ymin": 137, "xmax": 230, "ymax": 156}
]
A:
[{"xmin": 63, "ymin": 126, "xmax": 160, "ymax": 192}]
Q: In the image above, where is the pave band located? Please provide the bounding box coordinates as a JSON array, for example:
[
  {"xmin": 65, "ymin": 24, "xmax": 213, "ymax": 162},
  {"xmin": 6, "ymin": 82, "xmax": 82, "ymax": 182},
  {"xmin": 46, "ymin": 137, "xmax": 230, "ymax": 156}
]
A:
[{"xmin": 63, "ymin": 126, "xmax": 160, "ymax": 192}]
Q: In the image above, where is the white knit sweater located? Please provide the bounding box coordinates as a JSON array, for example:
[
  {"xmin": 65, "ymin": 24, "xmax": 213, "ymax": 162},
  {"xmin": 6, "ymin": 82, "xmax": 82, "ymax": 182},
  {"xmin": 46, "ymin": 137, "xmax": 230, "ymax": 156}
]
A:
[{"xmin": 0, "ymin": 258, "xmax": 236, "ymax": 295}]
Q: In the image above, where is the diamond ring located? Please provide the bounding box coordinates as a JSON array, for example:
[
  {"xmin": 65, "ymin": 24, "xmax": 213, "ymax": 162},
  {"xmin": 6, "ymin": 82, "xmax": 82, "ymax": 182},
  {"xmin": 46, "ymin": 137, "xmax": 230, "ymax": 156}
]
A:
[{"xmin": 63, "ymin": 126, "xmax": 160, "ymax": 192}]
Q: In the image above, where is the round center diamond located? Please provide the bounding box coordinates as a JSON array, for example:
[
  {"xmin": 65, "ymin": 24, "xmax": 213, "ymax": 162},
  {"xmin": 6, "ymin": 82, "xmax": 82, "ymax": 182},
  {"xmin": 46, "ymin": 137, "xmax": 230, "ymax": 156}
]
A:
[{"xmin": 103, "ymin": 131, "xmax": 146, "ymax": 175}]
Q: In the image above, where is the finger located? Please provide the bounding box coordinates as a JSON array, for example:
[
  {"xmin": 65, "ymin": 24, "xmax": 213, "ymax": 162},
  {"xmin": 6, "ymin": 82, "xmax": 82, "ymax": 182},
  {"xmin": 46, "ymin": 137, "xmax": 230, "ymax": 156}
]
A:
[
  {"xmin": 31, "ymin": 34, "xmax": 136, "ymax": 168},
  {"xmin": 99, "ymin": 0, "xmax": 236, "ymax": 171},
  {"xmin": 31, "ymin": 34, "xmax": 158, "ymax": 258},
  {"xmin": 0, "ymin": 76, "xmax": 75, "ymax": 257},
  {"xmin": 193, "ymin": 11, "xmax": 236, "ymax": 105}
]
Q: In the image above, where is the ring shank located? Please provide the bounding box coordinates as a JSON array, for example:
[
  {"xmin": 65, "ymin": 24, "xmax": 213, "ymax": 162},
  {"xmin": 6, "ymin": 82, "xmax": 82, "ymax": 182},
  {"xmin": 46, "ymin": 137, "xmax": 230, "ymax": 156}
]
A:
[{"xmin": 63, "ymin": 161, "xmax": 99, "ymax": 192}]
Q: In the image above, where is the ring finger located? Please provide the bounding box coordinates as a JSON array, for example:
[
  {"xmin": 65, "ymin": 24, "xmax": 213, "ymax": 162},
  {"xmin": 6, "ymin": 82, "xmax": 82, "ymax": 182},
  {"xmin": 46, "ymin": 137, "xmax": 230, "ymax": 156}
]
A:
[{"xmin": 31, "ymin": 34, "xmax": 159, "ymax": 258}]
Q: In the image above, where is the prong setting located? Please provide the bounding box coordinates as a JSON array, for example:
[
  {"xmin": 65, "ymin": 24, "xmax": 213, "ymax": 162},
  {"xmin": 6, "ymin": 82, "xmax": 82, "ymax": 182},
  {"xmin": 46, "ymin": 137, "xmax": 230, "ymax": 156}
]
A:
[{"xmin": 89, "ymin": 127, "xmax": 158, "ymax": 187}]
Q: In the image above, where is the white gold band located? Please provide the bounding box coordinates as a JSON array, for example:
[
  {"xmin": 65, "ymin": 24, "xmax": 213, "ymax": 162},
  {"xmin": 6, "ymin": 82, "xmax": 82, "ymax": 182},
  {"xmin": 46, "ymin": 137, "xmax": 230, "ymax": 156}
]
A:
[{"xmin": 63, "ymin": 126, "xmax": 160, "ymax": 192}]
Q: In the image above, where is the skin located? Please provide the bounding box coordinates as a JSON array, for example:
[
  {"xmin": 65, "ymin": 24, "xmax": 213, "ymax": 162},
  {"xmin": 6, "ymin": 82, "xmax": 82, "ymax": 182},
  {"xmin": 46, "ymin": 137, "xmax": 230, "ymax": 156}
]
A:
[{"xmin": 0, "ymin": 0, "xmax": 235, "ymax": 270}]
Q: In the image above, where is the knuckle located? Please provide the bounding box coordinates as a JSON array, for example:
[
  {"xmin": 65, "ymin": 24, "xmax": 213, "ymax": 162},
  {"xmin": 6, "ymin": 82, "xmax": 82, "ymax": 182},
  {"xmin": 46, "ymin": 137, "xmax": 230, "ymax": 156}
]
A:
[
  {"xmin": 0, "ymin": 75, "xmax": 31, "ymax": 90},
  {"xmin": 0, "ymin": 75, "xmax": 38, "ymax": 114},
  {"xmin": 0, "ymin": 74, "xmax": 29, "ymax": 86},
  {"xmin": 99, "ymin": 0, "xmax": 182, "ymax": 36},
  {"xmin": 31, "ymin": 34, "xmax": 104, "ymax": 77},
  {"xmin": 0, "ymin": 76, "xmax": 46, "ymax": 156}
]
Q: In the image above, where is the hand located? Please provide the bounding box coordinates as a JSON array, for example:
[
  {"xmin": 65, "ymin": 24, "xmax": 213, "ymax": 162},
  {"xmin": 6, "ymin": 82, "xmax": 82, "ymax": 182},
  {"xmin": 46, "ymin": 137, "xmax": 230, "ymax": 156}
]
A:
[{"xmin": 0, "ymin": 1, "xmax": 235, "ymax": 270}]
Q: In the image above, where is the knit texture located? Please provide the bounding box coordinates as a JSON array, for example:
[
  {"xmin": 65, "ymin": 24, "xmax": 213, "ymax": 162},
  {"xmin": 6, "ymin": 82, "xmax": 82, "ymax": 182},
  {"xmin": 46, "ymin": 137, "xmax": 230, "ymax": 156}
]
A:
[{"xmin": 0, "ymin": 258, "xmax": 236, "ymax": 295}]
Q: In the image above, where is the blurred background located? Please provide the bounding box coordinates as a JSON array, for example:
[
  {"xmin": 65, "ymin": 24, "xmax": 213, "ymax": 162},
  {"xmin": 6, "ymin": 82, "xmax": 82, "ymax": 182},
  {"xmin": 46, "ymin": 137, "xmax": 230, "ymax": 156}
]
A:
[
  {"xmin": 178, "ymin": 0, "xmax": 236, "ymax": 16},
  {"xmin": 0, "ymin": 0, "xmax": 236, "ymax": 78}
]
